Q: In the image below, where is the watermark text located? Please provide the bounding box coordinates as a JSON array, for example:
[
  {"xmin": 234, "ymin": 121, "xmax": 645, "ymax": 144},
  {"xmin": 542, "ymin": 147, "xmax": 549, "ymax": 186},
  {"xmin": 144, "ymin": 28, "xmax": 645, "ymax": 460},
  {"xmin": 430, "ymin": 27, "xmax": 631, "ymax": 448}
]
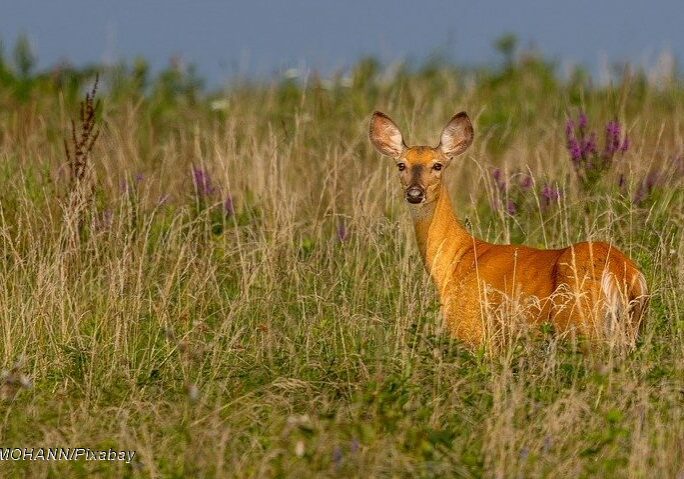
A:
[{"xmin": 0, "ymin": 448, "xmax": 135, "ymax": 464}]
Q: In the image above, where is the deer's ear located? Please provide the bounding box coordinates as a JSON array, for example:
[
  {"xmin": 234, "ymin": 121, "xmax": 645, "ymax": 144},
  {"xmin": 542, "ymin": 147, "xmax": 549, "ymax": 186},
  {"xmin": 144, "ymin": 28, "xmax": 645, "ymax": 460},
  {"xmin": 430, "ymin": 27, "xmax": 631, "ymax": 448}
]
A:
[
  {"xmin": 369, "ymin": 111, "xmax": 406, "ymax": 159},
  {"xmin": 439, "ymin": 112, "xmax": 473, "ymax": 159}
]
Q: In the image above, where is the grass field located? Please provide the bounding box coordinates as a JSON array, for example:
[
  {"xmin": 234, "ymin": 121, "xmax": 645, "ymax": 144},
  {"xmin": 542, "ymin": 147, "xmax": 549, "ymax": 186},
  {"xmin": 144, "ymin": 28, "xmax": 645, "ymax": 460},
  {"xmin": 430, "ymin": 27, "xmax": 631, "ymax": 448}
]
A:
[{"xmin": 0, "ymin": 47, "xmax": 683, "ymax": 478}]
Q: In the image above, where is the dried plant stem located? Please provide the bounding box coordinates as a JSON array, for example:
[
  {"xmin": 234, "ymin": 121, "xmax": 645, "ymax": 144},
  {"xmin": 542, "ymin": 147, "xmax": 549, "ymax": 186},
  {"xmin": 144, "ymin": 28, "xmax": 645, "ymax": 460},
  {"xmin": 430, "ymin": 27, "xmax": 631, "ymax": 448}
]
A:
[{"xmin": 63, "ymin": 74, "xmax": 101, "ymax": 234}]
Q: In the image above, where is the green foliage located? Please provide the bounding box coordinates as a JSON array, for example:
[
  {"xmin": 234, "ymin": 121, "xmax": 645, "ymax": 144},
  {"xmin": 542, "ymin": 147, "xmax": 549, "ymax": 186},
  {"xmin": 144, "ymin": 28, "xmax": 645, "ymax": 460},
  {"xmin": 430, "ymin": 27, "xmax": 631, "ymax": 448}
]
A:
[
  {"xmin": 13, "ymin": 33, "xmax": 36, "ymax": 78},
  {"xmin": 494, "ymin": 33, "xmax": 518, "ymax": 69}
]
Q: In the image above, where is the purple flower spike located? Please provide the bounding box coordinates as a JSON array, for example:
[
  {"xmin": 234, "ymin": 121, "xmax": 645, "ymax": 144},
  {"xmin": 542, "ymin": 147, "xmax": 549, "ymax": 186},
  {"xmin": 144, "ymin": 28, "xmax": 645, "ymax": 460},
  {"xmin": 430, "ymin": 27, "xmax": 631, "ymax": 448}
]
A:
[
  {"xmin": 336, "ymin": 220, "xmax": 349, "ymax": 242},
  {"xmin": 224, "ymin": 194, "xmax": 235, "ymax": 216},
  {"xmin": 607, "ymin": 120, "xmax": 621, "ymax": 136},
  {"xmin": 492, "ymin": 168, "xmax": 507, "ymax": 192},
  {"xmin": 564, "ymin": 112, "xmax": 634, "ymax": 188},
  {"xmin": 581, "ymin": 133, "xmax": 597, "ymax": 157},
  {"xmin": 567, "ymin": 138, "xmax": 582, "ymax": 163},
  {"xmin": 506, "ymin": 200, "xmax": 517, "ymax": 215},
  {"xmin": 192, "ymin": 167, "xmax": 216, "ymax": 197},
  {"xmin": 578, "ymin": 112, "xmax": 588, "ymax": 129},
  {"xmin": 565, "ymin": 120, "xmax": 575, "ymax": 141},
  {"xmin": 332, "ymin": 447, "xmax": 343, "ymax": 467},
  {"xmin": 604, "ymin": 120, "xmax": 622, "ymax": 157},
  {"xmin": 541, "ymin": 184, "xmax": 562, "ymax": 207},
  {"xmin": 520, "ymin": 175, "xmax": 533, "ymax": 190}
]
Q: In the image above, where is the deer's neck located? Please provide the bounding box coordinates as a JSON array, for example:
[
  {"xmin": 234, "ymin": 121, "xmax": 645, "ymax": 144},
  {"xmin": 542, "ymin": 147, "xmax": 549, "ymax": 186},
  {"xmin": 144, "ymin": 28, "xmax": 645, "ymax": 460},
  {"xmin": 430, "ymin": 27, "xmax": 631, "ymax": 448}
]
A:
[{"xmin": 408, "ymin": 185, "xmax": 475, "ymax": 286}]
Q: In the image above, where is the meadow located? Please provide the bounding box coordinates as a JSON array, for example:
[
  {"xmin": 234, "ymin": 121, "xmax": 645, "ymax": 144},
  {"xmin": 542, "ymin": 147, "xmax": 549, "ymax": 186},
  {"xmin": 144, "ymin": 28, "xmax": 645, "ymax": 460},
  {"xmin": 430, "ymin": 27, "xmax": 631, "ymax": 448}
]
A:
[{"xmin": 0, "ymin": 40, "xmax": 683, "ymax": 478}]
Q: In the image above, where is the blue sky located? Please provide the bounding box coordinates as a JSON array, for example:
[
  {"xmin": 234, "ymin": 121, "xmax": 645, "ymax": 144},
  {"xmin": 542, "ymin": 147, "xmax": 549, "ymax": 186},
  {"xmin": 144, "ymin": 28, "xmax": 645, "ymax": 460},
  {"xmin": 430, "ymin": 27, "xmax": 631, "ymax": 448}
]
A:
[{"xmin": 2, "ymin": 1, "xmax": 682, "ymax": 86}]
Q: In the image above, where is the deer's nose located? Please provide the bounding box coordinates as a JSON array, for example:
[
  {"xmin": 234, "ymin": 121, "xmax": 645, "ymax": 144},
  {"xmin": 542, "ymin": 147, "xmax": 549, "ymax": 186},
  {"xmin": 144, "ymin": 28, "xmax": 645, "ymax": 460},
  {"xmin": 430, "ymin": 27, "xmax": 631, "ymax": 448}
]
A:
[{"xmin": 406, "ymin": 187, "xmax": 425, "ymax": 204}]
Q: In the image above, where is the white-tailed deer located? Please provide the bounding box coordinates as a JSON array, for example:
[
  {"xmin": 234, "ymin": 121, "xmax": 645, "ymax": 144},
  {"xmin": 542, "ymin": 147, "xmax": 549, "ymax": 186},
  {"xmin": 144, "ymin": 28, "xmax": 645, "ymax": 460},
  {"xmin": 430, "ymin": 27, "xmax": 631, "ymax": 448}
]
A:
[{"xmin": 369, "ymin": 111, "xmax": 648, "ymax": 347}]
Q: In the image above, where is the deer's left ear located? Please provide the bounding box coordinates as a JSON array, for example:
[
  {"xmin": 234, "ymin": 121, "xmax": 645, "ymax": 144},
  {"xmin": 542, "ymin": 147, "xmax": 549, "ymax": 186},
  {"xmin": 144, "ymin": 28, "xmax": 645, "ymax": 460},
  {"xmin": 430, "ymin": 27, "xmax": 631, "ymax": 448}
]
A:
[{"xmin": 439, "ymin": 112, "xmax": 473, "ymax": 160}]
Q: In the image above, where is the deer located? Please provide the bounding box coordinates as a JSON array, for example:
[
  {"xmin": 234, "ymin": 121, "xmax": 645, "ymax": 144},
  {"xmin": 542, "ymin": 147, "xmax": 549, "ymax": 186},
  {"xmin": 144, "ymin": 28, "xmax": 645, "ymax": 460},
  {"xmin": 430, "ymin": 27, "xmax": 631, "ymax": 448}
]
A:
[{"xmin": 369, "ymin": 110, "xmax": 648, "ymax": 348}]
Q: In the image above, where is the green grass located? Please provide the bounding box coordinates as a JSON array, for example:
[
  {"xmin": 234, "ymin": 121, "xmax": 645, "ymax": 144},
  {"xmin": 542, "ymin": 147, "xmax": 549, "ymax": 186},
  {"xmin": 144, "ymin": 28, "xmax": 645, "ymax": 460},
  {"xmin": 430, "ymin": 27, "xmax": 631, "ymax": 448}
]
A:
[{"xmin": 0, "ymin": 52, "xmax": 683, "ymax": 478}]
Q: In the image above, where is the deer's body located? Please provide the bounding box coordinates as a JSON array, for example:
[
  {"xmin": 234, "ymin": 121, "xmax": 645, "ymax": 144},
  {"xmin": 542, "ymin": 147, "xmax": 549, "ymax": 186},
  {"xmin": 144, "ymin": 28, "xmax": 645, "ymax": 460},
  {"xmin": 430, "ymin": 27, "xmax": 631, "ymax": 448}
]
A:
[{"xmin": 370, "ymin": 112, "xmax": 648, "ymax": 347}]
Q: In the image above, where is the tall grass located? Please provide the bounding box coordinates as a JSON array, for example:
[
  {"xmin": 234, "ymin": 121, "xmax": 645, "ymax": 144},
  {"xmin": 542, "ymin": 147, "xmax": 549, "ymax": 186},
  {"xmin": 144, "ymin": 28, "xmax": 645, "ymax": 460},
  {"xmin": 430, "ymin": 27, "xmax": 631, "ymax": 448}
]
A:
[{"xmin": 0, "ymin": 51, "xmax": 683, "ymax": 477}]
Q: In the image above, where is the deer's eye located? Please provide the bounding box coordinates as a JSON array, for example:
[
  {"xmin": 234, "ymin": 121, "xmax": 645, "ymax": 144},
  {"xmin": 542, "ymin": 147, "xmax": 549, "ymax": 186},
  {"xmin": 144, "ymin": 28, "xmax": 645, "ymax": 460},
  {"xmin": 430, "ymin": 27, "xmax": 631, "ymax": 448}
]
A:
[
  {"xmin": 397, "ymin": 163, "xmax": 406, "ymax": 171},
  {"xmin": 432, "ymin": 163, "xmax": 443, "ymax": 171}
]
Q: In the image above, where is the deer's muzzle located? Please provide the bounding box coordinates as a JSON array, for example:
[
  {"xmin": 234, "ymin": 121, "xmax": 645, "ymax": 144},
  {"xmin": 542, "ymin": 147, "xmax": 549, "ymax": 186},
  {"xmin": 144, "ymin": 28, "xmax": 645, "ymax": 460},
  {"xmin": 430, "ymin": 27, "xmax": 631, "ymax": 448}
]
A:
[{"xmin": 406, "ymin": 186, "xmax": 425, "ymax": 204}]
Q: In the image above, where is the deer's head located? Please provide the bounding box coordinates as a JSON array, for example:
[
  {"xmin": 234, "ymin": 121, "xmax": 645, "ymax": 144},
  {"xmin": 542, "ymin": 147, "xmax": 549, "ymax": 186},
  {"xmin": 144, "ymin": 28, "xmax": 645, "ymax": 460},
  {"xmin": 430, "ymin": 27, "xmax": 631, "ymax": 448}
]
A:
[{"xmin": 369, "ymin": 111, "xmax": 473, "ymax": 205}]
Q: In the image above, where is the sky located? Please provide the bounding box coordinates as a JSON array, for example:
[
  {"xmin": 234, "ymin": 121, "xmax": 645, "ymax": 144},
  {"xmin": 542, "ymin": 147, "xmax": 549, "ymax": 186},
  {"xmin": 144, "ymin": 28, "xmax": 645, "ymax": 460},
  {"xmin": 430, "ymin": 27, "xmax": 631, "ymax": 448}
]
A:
[{"xmin": 1, "ymin": 1, "xmax": 682, "ymax": 87}]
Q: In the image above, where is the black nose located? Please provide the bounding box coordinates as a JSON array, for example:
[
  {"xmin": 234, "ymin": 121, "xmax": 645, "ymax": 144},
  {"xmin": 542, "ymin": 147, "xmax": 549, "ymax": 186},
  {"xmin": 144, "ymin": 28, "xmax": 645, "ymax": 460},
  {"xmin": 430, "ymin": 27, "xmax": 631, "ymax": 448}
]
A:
[{"xmin": 406, "ymin": 187, "xmax": 425, "ymax": 204}]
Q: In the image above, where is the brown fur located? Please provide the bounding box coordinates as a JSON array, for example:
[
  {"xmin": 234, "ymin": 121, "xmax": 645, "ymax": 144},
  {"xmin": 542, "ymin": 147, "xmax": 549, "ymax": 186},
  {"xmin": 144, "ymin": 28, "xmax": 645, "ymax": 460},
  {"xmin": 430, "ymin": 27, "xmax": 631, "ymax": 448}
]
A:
[{"xmin": 369, "ymin": 111, "xmax": 648, "ymax": 348}]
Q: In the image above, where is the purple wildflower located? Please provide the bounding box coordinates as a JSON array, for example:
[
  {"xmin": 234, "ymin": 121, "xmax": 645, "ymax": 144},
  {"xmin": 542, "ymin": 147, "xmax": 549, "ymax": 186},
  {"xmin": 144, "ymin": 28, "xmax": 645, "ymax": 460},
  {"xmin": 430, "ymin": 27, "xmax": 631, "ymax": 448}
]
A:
[
  {"xmin": 566, "ymin": 112, "xmax": 633, "ymax": 190},
  {"xmin": 350, "ymin": 438, "xmax": 360, "ymax": 454},
  {"xmin": 336, "ymin": 220, "xmax": 349, "ymax": 242},
  {"xmin": 224, "ymin": 194, "xmax": 235, "ymax": 216},
  {"xmin": 565, "ymin": 114, "xmax": 587, "ymax": 170},
  {"xmin": 332, "ymin": 446, "xmax": 343, "ymax": 467},
  {"xmin": 607, "ymin": 120, "xmax": 620, "ymax": 137},
  {"xmin": 578, "ymin": 112, "xmax": 588, "ymax": 129},
  {"xmin": 192, "ymin": 167, "xmax": 216, "ymax": 197},
  {"xmin": 581, "ymin": 133, "xmax": 598, "ymax": 157},
  {"xmin": 520, "ymin": 174, "xmax": 533, "ymax": 190},
  {"xmin": 541, "ymin": 184, "xmax": 562, "ymax": 207},
  {"xmin": 492, "ymin": 168, "xmax": 507, "ymax": 192},
  {"xmin": 603, "ymin": 120, "xmax": 622, "ymax": 157},
  {"xmin": 568, "ymin": 138, "xmax": 582, "ymax": 163},
  {"xmin": 492, "ymin": 168, "xmax": 501, "ymax": 184},
  {"xmin": 565, "ymin": 120, "xmax": 575, "ymax": 140},
  {"xmin": 506, "ymin": 200, "xmax": 517, "ymax": 215}
]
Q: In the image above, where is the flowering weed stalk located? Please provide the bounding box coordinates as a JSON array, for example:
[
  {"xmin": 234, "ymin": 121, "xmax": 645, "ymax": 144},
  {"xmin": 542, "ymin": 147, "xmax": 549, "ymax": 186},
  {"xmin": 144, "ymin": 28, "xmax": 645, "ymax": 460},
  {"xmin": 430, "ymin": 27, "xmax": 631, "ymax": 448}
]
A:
[
  {"xmin": 63, "ymin": 74, "xmax": 101, "ymax": 236},
  {"xmin": 491, "ymin": 168, "xmax": 561, "ymax": 216},
  {"xmin": 565, "ymin": 112, "xmax": 629, "ymax": 190}
]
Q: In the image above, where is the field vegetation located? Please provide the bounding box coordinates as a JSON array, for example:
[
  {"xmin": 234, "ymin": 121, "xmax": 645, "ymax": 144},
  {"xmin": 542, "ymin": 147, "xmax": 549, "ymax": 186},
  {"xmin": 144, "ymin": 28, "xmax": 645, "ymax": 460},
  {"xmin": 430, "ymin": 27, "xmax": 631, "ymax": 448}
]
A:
[{"xmin": 0, "ymin": 35, "xmax": 683, "ymax": 477}]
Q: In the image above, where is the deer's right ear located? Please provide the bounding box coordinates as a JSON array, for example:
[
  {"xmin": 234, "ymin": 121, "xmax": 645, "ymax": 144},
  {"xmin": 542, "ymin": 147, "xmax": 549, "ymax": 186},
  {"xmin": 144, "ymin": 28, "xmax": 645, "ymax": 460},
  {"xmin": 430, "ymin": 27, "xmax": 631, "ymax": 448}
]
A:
[{"xmin": 369, "ymin": 111, "xmax": 406, "ymax": 159}]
